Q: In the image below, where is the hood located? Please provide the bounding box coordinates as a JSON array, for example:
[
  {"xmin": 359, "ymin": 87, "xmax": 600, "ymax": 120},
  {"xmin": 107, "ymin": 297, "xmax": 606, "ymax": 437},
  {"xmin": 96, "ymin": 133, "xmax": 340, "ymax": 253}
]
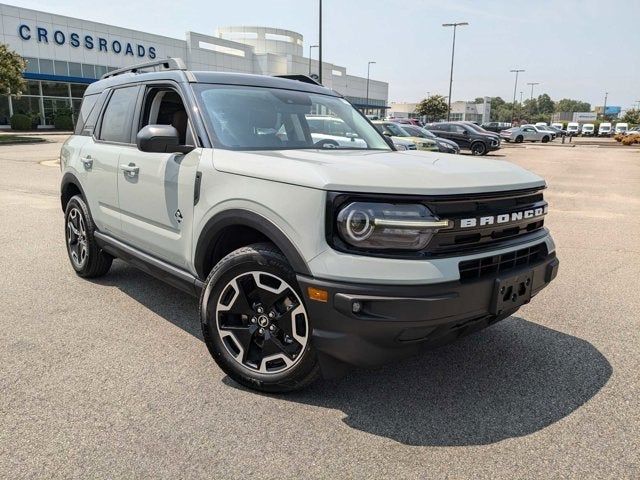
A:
[{"xmin": 212, "ymin": 149, "xmax": 545, "ymax": 195}]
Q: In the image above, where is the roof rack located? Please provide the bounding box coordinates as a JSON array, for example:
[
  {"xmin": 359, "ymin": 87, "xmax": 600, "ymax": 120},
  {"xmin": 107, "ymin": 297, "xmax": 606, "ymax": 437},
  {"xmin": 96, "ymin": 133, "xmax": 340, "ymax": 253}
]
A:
[
  {"xmin": 101, "ymin": 58, "xmax": 187, "ymax": 79},
  {"xmin": 274, "ymin": 74, "xmax": 322, "ymax": 86}
]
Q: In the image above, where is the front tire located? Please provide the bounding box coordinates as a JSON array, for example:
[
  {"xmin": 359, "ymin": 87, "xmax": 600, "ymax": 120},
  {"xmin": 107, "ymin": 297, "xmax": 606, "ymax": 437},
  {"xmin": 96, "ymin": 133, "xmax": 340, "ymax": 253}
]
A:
[
  {"xmin": 200, "ymin": 243, "xmax": 320, "ymax": 393},
  {"xmin": 64, "ymin": 195, "xmax": 112, "ymax": 278},
  {"xmin": 471, "ymin": 142, "xmax": 487, "ymax": 155},
  {"xmin": 542, "ymin": 136, "xmax": 550, "ymax": 143}
]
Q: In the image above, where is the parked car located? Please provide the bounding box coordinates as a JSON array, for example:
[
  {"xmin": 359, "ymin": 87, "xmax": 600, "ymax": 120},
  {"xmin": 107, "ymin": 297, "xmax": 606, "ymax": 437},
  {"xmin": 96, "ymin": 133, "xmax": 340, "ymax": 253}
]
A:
[
  {"xmin": 566, "ymin": 122, "xmax": 580, "ymax": 136},
  {"xmin": 581, "ymin": 123, "xmax": 595, "ymax": 136},
  {"xmin": 535, "ymin": 122, "xmax": 548, "ymax": 128},
  {"xmin": 423, "ymin": 121, "xmax": 501, "ymax": 155},
  {"xmin": 545, "ymin": 124, "xmax": 565, "ymax": 137},
  {"xmin": 598, "ymin": 122, "xmax": 612, "ymax": 137},
  {"xmin": 390, "ymin": 118, "xmax": 422, "ymax": 126},
  {"xmin": 522, "ymin": 124, "xmax": 556, "ymax": 140},
  {"xmin": 500, "ymin": 125, "xmax": 553, "ymax": 143},
  {"xmin": 551, "ymin": 122, "xmax": 565, "ymax": 131},
  {"xmin": 306, "ymin": 116, "xmax": 368, "ymax": 148},
  {"xmin": 625, "ymin": 126, "xmax": 640, "ymax": 135},
  {"xmin": 481, "ymin": 121, "xmax": 512, "ymax": 133},
  {"xmin": 392, "ymin": 137, "xmax": 418, "ymax": 150},
  {"xmin": 399, "ymin": 124, "xmax": 461, "ymax": 154},
  {"xmin": 373, "ymin": 121, "xmax": 438, "ymax": 151},
  {"xmin": 615, "ymin": 123, "xmax": 629, "ymax": 134},
  {"xmin": 59, "ymin": 57, "xmax": 559, "ymax": 392}
]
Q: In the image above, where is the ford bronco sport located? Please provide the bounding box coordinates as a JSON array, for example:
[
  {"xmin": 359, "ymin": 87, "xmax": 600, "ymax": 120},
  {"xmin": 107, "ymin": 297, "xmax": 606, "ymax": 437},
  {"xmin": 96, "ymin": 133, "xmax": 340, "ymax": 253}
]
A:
[{"xmin": 60, "ymin": 58, "xmax": 559, "ymax": 392}]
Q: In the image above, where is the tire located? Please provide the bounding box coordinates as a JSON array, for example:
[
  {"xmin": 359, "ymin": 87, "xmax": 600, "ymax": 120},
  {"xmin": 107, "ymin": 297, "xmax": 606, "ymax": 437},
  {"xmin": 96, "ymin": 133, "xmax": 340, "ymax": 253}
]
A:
[
  {"xmin": 200, "ymin": 243, "xmax": 320, "ymax": 393},
  {"xmin": 541, "ymin": 136, "xmax": 550, "ymax": 143},
  {"xmin": 64, "ymin": 195, "xmax": 113, "ymax": 278},
  {"xmin": 515, "ymin": 135, "xmax": 524, "ymax": 143},
  {"xmin": 471, "ymin": 142, "xmax": 487, "ymax": 156}
]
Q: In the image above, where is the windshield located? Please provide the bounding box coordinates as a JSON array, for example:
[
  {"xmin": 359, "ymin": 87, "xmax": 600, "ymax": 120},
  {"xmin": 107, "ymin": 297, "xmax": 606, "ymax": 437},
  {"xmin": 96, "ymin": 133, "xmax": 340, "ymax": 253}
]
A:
[{"xmin": 194, "ymin": 85, "xmax": 391, "ymax": 151}]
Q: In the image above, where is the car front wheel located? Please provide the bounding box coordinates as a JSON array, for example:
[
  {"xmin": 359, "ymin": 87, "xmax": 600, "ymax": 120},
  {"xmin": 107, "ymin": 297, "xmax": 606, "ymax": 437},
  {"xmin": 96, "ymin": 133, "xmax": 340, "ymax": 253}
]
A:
[
  {"xmin": 471, "ymin": 142, "xmax": 487, "ymax": 155},
  {"xmin": 542, "ymin": 136, "xmax": 550, "ymax": 143},
  {"xmin": 200, "ymin": 243, "xmax": 320, "ymax": 393}
]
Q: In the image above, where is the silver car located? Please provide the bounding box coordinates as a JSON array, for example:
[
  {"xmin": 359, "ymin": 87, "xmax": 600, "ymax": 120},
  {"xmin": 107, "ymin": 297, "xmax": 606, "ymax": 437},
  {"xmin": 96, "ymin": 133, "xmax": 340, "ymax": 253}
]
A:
[{"xmin": 500, "ymin": 125, "xmax": 554, "ymax": 143}]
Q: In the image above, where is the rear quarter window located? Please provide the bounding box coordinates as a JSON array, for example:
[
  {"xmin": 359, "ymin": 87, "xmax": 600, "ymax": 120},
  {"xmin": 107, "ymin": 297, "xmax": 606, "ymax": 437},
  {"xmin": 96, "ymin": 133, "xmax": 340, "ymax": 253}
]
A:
[{"xmin": 74, "ymin": 94, "xmax": 99, "ymax": 135}]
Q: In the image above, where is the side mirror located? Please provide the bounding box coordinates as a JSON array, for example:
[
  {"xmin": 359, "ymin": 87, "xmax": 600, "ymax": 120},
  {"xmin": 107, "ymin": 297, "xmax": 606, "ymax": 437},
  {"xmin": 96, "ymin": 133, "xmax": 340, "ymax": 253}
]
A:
[{"xmin": 137, "ymin": 125, "xmax": 194, "ymax": 154}]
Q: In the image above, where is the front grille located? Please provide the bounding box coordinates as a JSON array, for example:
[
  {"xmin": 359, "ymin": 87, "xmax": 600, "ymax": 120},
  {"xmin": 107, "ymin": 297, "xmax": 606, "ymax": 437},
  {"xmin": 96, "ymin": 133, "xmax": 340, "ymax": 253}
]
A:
[
  {"xmin": 424, "ymin": 188, "xmax": 547, "ymax": 256},
  {"xmin": 458, "ymin": 243, "xmax": 548, "ymax": 282}
]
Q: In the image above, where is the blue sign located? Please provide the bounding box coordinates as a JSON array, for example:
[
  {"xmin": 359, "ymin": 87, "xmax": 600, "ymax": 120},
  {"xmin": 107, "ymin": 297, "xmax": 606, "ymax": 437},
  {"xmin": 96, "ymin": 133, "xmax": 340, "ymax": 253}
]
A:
[
  {"xmin": 18, "ymin": 24, "xmax": 156, "ymax": 59},
  {"xmin": 605, "ymin": 106, "xmax": 621, "ymax": 115}
]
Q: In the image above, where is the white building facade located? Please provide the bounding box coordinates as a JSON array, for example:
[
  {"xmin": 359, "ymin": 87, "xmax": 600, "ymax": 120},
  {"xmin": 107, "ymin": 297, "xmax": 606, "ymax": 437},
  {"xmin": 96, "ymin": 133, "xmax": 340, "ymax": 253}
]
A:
[{"xmin": 0, "ymin": 3, "xmax": 389, "ymax": 127}]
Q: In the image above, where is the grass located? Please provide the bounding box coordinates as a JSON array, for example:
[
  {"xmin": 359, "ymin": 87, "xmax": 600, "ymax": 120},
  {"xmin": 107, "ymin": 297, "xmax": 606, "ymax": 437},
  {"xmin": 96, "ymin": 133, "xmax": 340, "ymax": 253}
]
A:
[{"xmin": 0, "ymin": 135, "xmax": 46, "ymax": 144}]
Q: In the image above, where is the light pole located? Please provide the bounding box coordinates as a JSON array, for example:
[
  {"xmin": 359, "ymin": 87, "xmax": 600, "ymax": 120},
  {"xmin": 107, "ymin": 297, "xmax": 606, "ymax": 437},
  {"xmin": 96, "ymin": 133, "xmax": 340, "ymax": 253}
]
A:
[
  {"xmin": 308, "ymin": 45, "xmax": 318, "ymax": 76},
  {"xmin": 527, "ymin": 82, "xmax": 540, "ymax": 101},
  {"xmin": 520, "ymin": 91, "xmax": 523, "ymax": 104},
  {"xmin": 442, "ymin": 22, "xmax": 469, "ymax": 121},
  {"xmin": 602, "ymin": 92, "xmax": 608, "ymax": 120},
  {"xmin": 318, "ymin": 0, "xmax": 323, "ymax": 84},
  {"xmin": 365, "ymin": 61, "xmax": 376, "ymax": 115},
  {"xmin": 510, "ymin": 69, "xmax": 525, "ymax": 122}
]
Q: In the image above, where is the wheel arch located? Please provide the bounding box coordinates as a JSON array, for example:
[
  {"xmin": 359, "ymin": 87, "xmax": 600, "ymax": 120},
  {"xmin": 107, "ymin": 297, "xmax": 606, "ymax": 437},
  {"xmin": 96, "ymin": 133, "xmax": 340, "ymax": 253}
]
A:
[
  {"xmin": 60, "ymin": 172, "xmax": 87, "ymax": 213},
  {"xmin": 194, "ymin": 209, "xmax": 312, "ymax": 279}
]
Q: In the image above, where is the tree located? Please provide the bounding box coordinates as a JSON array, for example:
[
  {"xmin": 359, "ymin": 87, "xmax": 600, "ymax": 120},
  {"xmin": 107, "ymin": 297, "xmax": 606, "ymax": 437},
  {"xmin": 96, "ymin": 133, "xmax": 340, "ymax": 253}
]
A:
[
  {"xmin": 555, "ymin": 98, "xmax": 591, "ymax": 113},
  {"xmin": 415, "ymin": 95, "xmax": 448, "ymax": 121},
  {"xmin": 536, "ymin": 94, "xmax": 555, "ymax": 115},
  {"xmin": 0, "ymin": 43, "xmax": 26, "ymax": 96},
  {"xmin": 621, "ymin": 109, "xmax": 640, "ymax": 125}
]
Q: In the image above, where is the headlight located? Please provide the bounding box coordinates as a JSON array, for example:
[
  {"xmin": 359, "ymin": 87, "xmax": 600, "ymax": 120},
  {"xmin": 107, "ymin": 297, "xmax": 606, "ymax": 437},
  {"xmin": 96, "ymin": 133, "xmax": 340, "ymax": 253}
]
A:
[
  {"xmin": 437, "ymin": 140, "xmax": 452, "ymax": 150},
  {"xmin": 336, "ymin": 202, "xmax": 451, "ymax": 250},
  {"xmin": 395, "ymin": 143, "xmax": 408, "ymax": 150}
]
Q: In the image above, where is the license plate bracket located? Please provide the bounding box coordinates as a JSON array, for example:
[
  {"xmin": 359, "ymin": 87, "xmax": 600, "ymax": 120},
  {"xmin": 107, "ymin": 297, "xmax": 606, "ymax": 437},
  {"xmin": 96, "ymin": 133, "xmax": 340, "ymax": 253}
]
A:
[{"xmin": 490, "ymin": 270, "xmax": 534, "ymax": 315}]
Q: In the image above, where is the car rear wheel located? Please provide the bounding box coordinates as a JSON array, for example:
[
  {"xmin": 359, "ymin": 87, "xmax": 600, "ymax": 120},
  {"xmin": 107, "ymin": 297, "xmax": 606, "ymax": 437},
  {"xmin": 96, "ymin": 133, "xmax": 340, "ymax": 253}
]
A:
[
  {"xmin": 200, "ymin": 243, "xmax": 320, "ymax": 393},
  {"xmin": 515, "ymin": 135, "xmax": 524, "ymax": 143},
  {"xmin": 64, "ymin": 195, "xmax": 113, "ymax": 278}
]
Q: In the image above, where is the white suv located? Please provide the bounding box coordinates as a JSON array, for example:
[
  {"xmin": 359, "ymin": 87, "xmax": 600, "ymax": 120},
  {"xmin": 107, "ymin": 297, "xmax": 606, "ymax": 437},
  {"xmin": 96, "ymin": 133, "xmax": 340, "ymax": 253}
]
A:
[{"xmin": 60, "ymin": 59, "xmax": 559, "ymax": 392}]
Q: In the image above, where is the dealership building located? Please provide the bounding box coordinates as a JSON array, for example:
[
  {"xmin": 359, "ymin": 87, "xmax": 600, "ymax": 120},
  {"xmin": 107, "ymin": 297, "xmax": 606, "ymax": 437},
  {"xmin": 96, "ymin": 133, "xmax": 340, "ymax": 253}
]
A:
[{"xmin": 0, "ymin": 3, "xmax": 389, "ymax": 127}]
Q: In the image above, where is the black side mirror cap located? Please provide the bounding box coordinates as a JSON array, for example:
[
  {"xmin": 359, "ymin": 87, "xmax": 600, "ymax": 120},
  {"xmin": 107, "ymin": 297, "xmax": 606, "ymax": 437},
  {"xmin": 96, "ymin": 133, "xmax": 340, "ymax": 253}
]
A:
[{"xmin": 137, "ymin": 124, "xmax": 195, "ymax": 154}]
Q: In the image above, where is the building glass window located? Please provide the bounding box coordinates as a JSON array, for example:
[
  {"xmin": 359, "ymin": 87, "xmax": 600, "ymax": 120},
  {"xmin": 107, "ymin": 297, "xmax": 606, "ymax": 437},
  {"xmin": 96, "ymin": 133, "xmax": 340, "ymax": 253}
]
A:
[
  {"xmin": 43, "ymin": 97, "xmax": 72, "ymax": 125},
  {"xmin": 81, "ymin": 64, "xmax": 96, "ymax": 79},
  {"xmin": 70, "ymin": 83, "xmax": 88, "ymax": 98},
  {"xmin": 24, "ymin": 57, "xmax": 39, "ymax": 74},
  {"xmin": 69, "ymin": 62, "xmax": 82, "ymax": 77},
  {"xmin": 10, "ymin": 96, "xmax": 42, "ymax": 125},
  {"xmin": 25, "ymin": 80, "xmax": 40, "ymax": 96},
  {"xmin": 95, "ymin": 65, "xmax": 107, "ymax": 78},
  {"xmin": 0, "ymin": 95, "xmax": 10, "ymax": 124},
  {"xmin": 41, "ymin": 81, "xmax": 69, "ymax": 97},
  {"xmin": 39, "ymin": 59, "xmax": 54, "ymax": 74},
  {"xmin": 54, "ymin": 61, "xmax": 68, "ymax": 76}
]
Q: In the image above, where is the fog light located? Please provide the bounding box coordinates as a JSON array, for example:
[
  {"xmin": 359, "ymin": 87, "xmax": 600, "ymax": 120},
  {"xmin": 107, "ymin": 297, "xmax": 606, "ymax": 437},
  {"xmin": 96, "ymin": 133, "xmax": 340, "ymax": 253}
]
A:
[{"xmin": 352, "ymin": 301, "xmax": 362, "ymax": 313}]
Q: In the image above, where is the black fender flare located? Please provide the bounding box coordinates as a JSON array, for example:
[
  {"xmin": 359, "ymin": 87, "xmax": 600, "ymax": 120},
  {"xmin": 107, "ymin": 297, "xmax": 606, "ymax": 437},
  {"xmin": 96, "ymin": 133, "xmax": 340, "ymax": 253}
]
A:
[
  {"xmin": 60, "ymin": 172, "xmax": 89, "ymax": 213},
  {"xmin": 194, "ymin": 209, "xmax": 312, "ymax": 279}
]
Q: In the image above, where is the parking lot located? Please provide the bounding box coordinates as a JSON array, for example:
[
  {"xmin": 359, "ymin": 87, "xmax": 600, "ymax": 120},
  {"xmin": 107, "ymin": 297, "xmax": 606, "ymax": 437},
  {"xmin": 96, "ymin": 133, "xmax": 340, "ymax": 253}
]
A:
[{"xmin": 1, "ymin": 137, "xmax": 638, "ymax": 478}]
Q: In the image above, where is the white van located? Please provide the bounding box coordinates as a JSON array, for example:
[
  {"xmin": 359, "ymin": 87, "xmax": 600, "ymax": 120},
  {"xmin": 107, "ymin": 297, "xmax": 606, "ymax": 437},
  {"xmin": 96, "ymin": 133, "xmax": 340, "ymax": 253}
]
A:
[
  {"xmin": 567, "ymin": 122, "xmax": 580, "ymax": 135},
  {"xmin": 598, "ymin": 122, "xmax": 612, "ymax": 136},
  {"xmin": 615, "ymin": 123, "xmax": 629, "ymax": 134},
  {"xmin": 581, "ymin": 123, "xmax": 595, "ymax": 136},
  {"xmin": 551, "ymin": 122, "xmax": 564, "ymax": 130},
  {"xmin": 535, "ymin": 122, "xmax": 548, "ymax": 127}
]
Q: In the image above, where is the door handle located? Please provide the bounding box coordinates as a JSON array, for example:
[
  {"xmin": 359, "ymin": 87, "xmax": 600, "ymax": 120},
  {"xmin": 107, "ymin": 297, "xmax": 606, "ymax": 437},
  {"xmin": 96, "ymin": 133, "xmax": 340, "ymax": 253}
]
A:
[
  {"xmin": 80, "ymin": 156, "xmax": 93, "ymax": 169},
  {"xmin": 120, "ymin": 163, "xmax": 139, "ymax": 177}
]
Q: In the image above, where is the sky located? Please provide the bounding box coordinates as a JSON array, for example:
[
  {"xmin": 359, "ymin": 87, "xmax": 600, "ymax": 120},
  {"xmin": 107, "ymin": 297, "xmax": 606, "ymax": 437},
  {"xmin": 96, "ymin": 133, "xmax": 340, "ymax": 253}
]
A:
[{"xmin": 11, "ymin": 0, "xmax": 640, "ymax": 109}]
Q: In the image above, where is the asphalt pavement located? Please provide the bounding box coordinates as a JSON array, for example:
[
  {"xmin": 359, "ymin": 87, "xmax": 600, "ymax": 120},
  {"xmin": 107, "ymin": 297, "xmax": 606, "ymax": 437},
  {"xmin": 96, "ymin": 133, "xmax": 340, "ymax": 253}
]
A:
[{"xmin": 1, "ymin": 137, "xmax": 638, "ymax": 479}]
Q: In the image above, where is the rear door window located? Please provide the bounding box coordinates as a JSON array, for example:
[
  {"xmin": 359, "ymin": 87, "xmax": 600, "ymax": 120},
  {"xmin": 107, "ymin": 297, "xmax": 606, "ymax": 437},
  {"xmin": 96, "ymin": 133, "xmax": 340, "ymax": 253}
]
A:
[{"xmin": 98, "ymin": 86, "xmax": 139, "ymax": 144}]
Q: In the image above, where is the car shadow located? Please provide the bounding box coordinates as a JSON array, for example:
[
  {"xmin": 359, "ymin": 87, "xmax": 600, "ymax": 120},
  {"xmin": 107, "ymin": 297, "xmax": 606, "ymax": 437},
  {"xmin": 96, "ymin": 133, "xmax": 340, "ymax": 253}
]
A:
[{"xmin": 95, "ymin": 261, "xmax": 611, "ymax": 447}]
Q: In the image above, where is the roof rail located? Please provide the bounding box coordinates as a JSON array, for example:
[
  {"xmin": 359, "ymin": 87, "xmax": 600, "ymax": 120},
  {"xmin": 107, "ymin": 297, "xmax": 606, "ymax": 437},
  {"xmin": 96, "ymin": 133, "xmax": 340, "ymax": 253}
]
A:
[
  {"xmin": 101, "ymin": 58, "xmax": 187, "ymax": 79},
  {"xmin": 274, "ymin": 74, "xmax": 322, "ymax": 86}
]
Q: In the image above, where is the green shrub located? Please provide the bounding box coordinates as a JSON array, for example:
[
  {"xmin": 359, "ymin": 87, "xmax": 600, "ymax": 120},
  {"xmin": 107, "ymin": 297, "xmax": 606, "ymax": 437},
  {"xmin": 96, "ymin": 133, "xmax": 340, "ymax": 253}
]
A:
[
  {"xmin": 10, "ymin": 113, "xmax": 32, "ymax": 131},
  {"xmin": 54, "ymin": 115, "xmax": 74, "ymax": 130}
]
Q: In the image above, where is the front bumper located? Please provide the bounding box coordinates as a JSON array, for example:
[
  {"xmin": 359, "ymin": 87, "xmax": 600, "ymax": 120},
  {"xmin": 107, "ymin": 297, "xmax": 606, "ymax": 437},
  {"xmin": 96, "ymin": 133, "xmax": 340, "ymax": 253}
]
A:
[{"xmin": 298, "ymin": 252, "xmax": 558, "ymax": 375}]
